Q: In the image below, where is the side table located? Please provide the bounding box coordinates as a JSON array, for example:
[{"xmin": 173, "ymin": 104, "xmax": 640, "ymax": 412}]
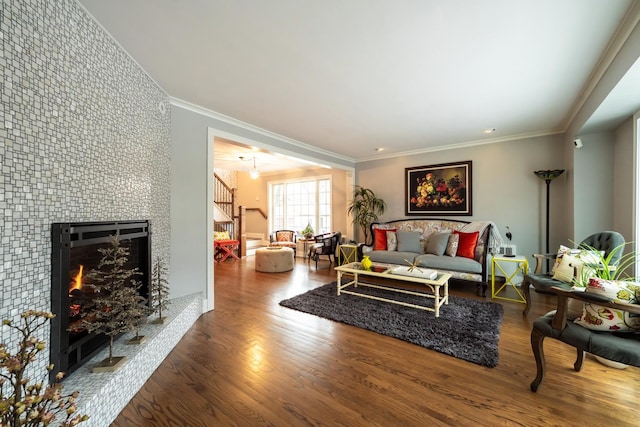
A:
[
  {"xmin": 491, "ymin": 255, "xmax": 528, "ymax": 303},
  {"xmin": 298, "ymin": 238, "xmax": 315, "ymax": 259},
  {"xmin": 337, "ymin": 244, "xmax": 358, "ymax": 265}
]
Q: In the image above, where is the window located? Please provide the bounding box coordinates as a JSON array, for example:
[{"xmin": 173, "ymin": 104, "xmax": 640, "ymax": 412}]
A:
[{"xmin": 270, "ymin": 176, "xmax": 331, "ymax": 235}]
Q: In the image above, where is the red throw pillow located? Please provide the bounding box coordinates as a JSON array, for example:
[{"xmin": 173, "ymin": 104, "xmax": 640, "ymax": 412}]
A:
[
  {"xmin": 453, "ymin": 230, "xmax": 479, "ymax": 259},
  {"xmin": 373, "ymin": 228, "xmax": 396, "ymax": 250}
]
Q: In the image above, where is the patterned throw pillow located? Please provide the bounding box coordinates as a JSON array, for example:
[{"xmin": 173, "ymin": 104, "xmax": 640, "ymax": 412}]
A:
[
  {"xmin": 551, "ymin": 249, "xmax": 604, "ymax": 283},
  {"xmin": 386, "ymin": 231, "xmax": 398, "ymax": 251},
  {"xmin": 276, "ymin": 231, "xmax": 293, "ymax": 242},
  {"xmin": 214, "ymin": 231, "xmax": 231, "ymax": 240},
  {"xmin": 445, "ymin": 234, "xmax": 459, "ymax": 257},
  {"xmin": 551, "ymin": 245, "xmax": 581, "ymax": 274},
  {"xmin": 552, "ymin": 254, "xmax": 582, "ymax": 283},
  {"xmin": 373, "ymin": 228, "xmax": 397, "ymax": 250},
  {"xmin": 574, "ymin": 278, "xmax": 640, "ymax": 331}
]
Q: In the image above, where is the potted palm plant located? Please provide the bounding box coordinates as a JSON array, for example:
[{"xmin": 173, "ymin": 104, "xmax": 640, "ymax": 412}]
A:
[{"xmin": 347, "ymin": 186, "xmax": 386, "ymax": 244}]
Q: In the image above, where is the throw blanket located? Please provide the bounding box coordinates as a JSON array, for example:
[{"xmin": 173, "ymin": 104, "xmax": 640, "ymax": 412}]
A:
[{"xmin": 461, "ymin": 221, "xmax": 504, "ymax": 252}]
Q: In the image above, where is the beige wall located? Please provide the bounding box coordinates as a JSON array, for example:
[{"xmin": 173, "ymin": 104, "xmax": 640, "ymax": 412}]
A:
[
  {"xmin": 237, "ymin": 167, "xmax": 350, "ymax": 241},
  {"xmin": 355, "ymin": 134, "xmax": 568, "ymax": 264}
]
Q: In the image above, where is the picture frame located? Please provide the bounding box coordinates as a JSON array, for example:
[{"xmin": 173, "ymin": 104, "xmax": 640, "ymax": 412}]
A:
[{"xmin": 405, "ymin": 161, "xmax": 472, "ymax": 216}]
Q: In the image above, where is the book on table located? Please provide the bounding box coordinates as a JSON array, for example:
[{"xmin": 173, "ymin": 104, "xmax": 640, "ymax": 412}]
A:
[{"xmin": 389, "ymin": 266, "xmax": 438, "ymax": 280}]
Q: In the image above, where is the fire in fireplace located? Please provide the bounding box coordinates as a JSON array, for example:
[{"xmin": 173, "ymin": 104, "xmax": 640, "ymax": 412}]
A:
[{"xmin": 50, "ymin": 220, "xmax": 151, "ymax": 380}]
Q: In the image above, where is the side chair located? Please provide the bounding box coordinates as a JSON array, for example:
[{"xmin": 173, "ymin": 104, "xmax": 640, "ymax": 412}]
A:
[
  {"xmin": 269, "ymin": 229, "xmax": 297, "ymax": 257},
  {"xmin": 530, "ymin": 286, "xmax": 640, "ymax": 392},
  {"xmin": 521, "ymin": 231, "xmax": 625, "ymax": 315},
  {"xmin": 309, "ymin": 231, "xmax": 342, "ymax": 269}
]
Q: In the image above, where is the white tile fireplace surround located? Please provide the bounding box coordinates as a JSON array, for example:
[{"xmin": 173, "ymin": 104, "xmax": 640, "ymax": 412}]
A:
[
  {"xmin": 62, "ymin": 293, "xmax": 203, "ymax": 426},
  {"xmin": 1, "ymin": 2, "xmax": 173, "ymax": 424}
]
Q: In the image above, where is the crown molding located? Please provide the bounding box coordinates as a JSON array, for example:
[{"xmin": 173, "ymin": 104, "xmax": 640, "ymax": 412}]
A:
[
  {"xmin": 562, "ymin": 1, "xmax": 640, "ymax": 131},
  {"xmin": 170, "ymin": 97, "xmax": 355, "ymax": 163},
  {"xmin": 355, "ymin": 128, "xmax": 564, "ymax": 163}
]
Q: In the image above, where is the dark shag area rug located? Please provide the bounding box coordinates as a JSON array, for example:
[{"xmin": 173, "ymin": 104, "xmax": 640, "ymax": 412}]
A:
[{"xmin": 279, "ymin": 282, "xmax": 504, "ymax": 367}]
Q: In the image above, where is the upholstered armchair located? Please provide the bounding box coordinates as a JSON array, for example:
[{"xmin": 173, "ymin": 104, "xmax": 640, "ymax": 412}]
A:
[
  {"xmin": 521, "ymin": 231, "xmax": 625, "ymax": 315},
  {"xmin": 530, "ymin": 286, "xmax": 640, "ymax": 392},
  {"xmin": 309, "ymin": 231, "xmax": 342, "ymax": 269},
  {"xmin": 269, "ymin": 230, "xmax": 297, "ymax": 257}
]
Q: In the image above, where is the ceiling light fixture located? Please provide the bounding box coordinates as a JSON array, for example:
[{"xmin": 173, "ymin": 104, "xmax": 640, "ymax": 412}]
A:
[
  {"xmin": 375, "ymin": 147, "xmax": 384, "ymax": 152},
  {"xmin": 249, "ymin": 157, "xmax": 260, "ymax": 179},
  {"xmin": 482, "ymin": 128, "xmax": 496, "ymax": 134}
]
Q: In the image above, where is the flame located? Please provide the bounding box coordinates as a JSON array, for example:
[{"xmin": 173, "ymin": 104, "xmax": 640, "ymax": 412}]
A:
[
  {"xmin": 70, "ymin": 265, "xmax": 84, "ymax": 293},
  {"xmin": 70, "ymin": 304, "xmax": 81, "ymax": 318}
]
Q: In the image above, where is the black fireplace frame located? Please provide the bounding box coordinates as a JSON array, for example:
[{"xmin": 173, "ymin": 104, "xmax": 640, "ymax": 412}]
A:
[{"xmin": 50, "ymin": 220, "xmax": 151, "ymax": 380}]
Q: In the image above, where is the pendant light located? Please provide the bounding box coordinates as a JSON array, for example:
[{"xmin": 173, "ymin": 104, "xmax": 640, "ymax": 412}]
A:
[{"xmin": 249, "ymin": 157, "xmax": 260, "ymax": 179}]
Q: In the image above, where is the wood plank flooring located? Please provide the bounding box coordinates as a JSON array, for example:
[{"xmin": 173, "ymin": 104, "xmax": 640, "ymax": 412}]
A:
[{"xmin": 112, "ymin": 257, "xmax": 640, "ymax": 426}]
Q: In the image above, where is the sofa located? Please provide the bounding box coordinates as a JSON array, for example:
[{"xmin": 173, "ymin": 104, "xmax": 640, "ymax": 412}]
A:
[{"xmin": 361, "ymin": 218, "xmax": 500, "ymax": 296}]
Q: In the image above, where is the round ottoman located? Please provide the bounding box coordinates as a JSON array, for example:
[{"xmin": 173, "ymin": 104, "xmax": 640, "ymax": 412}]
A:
[{"xmin": 255, "ymin": 247, "xmax": 294, "ymax": 273}]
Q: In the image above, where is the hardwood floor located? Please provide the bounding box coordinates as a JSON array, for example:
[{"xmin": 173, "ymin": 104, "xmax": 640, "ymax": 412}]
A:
[{"xmin": 112, "ymin": 257, "xmax": 640, "ymax": 426}]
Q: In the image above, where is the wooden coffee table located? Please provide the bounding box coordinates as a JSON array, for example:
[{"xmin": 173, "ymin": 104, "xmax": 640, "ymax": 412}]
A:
[{"xmin": 334, "ymin": 262, "xmax": 451, "ymax": 317}]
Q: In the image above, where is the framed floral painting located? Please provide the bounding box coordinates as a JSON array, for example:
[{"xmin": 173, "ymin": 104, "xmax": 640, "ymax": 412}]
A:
[{"xmin": 405, "ymin": 161, "xmax": 472, "ymax": 216}]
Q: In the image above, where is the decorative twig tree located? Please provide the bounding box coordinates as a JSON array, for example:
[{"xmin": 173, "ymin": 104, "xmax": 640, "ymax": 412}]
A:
[
  {"xmin": 125, "ymin": 279, "xmax": 150, "ymax": 345},
  {"xmin": 149, "ymin": 256, "xmax": 170, "ymax": 324},
  {"xmin": 80, "ymin": 235, "xmax": 142, "ymax": 372},
  {"xmin": 0, "ymin": 311, "xmax": 89, "ymax": 426}
]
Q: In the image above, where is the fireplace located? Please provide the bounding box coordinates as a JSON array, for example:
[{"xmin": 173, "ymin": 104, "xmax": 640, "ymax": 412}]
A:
[{"xmin": 50, "ymin": 220, "xmax": 151, "ymax": 380}]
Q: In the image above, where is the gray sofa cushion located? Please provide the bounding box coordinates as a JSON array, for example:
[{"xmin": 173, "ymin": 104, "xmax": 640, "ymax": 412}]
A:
[
  {"xmin": 415, "ymin": 253, "xmax": 482, "ymax": 273},
  {"xmin": 367, "ymin": 251, "xmax": 418, "ymax": 265},
  {"xmin": 426, "ymin": 232, "xmax": 450, "ymax": 256},
  {"xmin": 396, "ymin": 231, "xmax": 422, "ymax": 252}
]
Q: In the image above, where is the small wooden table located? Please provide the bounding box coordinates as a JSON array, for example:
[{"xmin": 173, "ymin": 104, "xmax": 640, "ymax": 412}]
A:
[
  {"xmin": 214, "ymin": 239, "xmax": 240, "ymax": 263},
  {"xmin": 334, "ymin": 262, "xmax": 451, "ymax": 317}
]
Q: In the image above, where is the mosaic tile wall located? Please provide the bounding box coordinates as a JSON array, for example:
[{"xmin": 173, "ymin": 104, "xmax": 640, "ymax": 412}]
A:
[{"xmin": 0, "ymin": 0, "xmax": 171, "ymax": 376}]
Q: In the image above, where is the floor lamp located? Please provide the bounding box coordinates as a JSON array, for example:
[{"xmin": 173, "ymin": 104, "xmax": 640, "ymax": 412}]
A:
[{"xmin": 534, "ymin": 169, "xmax": 565, "ymax": 270}]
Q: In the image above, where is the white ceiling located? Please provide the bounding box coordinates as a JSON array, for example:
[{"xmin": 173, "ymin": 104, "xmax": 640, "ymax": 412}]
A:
[
  {"xmin": 77, "ymin": 0, "xmax": 639, "ymax": 167},
  {"xmin": 212, "ymin": 137, "xmax": 326, "ymax": 174}
]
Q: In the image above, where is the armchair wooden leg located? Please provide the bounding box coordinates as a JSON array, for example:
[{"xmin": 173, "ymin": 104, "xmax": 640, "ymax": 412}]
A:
[
  {"xmin": 530, "ymin": 328, "xmax": 546, "ymax": 392},
  {"xmin": 521, "ymin": 278, "xmax": 532, "ymax": 316},
  {"xmin": 574, "ymin": 349, "xmax": 584, "ymax": 371}
]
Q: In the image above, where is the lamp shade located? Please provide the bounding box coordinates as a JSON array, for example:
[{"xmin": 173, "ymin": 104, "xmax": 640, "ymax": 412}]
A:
[{"xmin": 534, "ymin": 169, "xmax": 564, "ymax": 182}]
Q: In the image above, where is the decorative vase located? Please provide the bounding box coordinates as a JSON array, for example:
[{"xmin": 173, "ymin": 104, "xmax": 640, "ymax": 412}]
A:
[
  {"xmin": 361, "ymin": 255, "xmax": 372, "ymax": 270},
  {"xmin": 593, "ymin": 355, "xmax": 628, "ymax": 369}
]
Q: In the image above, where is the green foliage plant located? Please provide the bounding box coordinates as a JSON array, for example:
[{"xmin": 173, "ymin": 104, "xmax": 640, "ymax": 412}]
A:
[
  {"xmin": 572, "ymin": 242, "xmax": 638, "ymax": 288},
  {"xmin": 301, "ymin": 223, "xmax": 314, "ymax": 239},
  {"xmin": 0, "ymin": 311, "xmax": 89, "ymax": 426},
  {"xmin": 346, "ymin": 186, "xmax": 386, "ymax": 245}
]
